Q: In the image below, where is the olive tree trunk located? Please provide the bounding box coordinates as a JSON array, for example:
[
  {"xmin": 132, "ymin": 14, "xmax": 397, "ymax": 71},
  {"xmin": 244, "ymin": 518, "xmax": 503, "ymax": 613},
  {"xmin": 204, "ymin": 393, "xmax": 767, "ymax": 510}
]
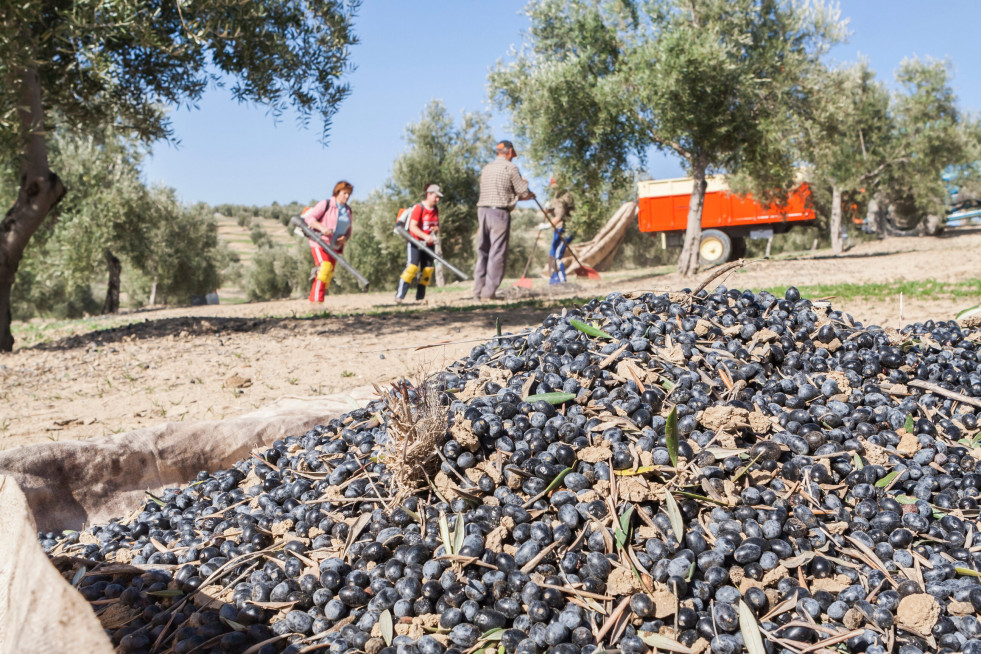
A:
[
  {"xmin": 102, "ymin": 249, "xmax": 122, "ymax": 314},
  {"xmin": 865, "ymin": 193, "xmax": 887, "ymax": 239},
  {"xmin": 0, "ymin": 66, "xmax": 66, "ymax": 352},
  {"xmin": 677, "ymin": 160, "xmax": 708, "ymax": 278},
  {"xmin": 830, "ymin": 183, "xmax": 843, "ymax": 255}
]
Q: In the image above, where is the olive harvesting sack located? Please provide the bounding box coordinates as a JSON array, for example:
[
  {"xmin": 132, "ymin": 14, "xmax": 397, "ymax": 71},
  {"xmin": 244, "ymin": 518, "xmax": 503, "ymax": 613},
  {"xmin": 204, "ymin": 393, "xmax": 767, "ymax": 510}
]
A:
[
  {"xmin": 0, "ymin": 476, "xmax": 115, "ymax": 653},
  {"xmin": 0, "ymin": 386, "xmax": 377, "ymax": 652}
]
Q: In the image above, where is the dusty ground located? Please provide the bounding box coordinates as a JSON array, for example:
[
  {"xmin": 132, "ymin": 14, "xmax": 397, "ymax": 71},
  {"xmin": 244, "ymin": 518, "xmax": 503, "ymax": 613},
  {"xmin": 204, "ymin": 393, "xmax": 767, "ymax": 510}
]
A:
[{"xmin": 1, "ymin": 226, "xmax": 979, "ymax": 451}]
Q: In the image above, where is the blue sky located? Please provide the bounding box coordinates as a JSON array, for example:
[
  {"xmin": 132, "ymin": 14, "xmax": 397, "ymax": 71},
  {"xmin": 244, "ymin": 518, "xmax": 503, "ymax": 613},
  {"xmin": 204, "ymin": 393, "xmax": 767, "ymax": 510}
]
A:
[{"xmin": 143, "ymin": 1, "xmax": 981, "ymax": 207}]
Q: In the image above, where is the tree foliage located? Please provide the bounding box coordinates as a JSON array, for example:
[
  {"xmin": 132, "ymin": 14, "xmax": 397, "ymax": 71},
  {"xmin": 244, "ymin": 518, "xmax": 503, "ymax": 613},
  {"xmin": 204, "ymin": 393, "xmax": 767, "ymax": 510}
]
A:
[
  {"xmin": 876, "ymin": 58, "xmax": 980, "ymax": 231},
  {"xmin": 800, "ymin": 57, "xmax": 980, "ymax": 244},
  {"xmin": 490, "ymin": 0, "xmax": 845, "ymax": 275},
  {"xmin": 0, "ymin": 0, "xmax": 359, "ymax": 349},
  {"xmin": 4, "ymin": 132, "xmax": 226, "ymax": 318}
]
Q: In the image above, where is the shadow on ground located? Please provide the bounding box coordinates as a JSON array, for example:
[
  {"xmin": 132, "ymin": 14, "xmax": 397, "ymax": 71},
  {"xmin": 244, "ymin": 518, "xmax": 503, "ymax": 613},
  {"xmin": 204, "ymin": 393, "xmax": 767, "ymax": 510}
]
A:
[{"xmin": 28, "ymin": 300, "xmax": 592, "ymax": 352}]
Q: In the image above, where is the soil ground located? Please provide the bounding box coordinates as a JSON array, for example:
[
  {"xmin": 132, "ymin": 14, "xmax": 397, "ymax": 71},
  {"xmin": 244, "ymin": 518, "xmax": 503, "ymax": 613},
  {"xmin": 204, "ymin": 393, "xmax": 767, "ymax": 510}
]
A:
[{"xmin": 2, "ymin": 226, "xmax": 979, "ymax": 452}]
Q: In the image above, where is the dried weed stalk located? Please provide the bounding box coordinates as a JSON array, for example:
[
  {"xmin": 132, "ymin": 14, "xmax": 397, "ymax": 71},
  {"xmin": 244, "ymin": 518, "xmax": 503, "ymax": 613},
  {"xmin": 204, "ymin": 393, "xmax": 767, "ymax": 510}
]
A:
[{"xmin": 382, "ymin": 378, "xmax": 447, "ymax": 500}]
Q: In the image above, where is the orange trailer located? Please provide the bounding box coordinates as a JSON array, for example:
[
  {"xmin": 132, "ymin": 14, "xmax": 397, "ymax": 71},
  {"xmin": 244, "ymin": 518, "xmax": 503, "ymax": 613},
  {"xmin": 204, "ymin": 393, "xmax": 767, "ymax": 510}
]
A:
[{"xmin": 637, "ymin": 176, "xmax": 815, "ymax": 265}]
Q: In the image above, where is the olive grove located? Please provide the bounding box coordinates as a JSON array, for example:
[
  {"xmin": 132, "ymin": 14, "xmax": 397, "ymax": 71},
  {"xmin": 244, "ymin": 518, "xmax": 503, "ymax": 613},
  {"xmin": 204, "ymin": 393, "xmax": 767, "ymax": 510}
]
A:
[{"xmin": 0, "ymin": 0, "xmax": 359, "ymax": 350}]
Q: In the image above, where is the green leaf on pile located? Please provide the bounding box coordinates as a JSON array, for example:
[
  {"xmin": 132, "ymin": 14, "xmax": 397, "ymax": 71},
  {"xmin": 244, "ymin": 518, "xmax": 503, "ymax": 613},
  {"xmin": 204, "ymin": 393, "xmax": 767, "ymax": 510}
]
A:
[
  {"xmin": 956, "ymin": 304, "xmax": 981, "ymax": 321},
  {"xmin": 453, "ymin": 513, "xmax": 466, "ymax": 556},
  {"xmin": 480, "ymin": 628, "xmax": 506, "ymax": 641},
  {"xmin": 145, "ymin": 492, "xmax": 165, "ymax": 507},
  {"xmin": 569, "ymin": 318, "xmax": 613, "ymax": 339},
  {"xmin": 615, "ymin": 504, "xmax": 634, "ymax": 549},
  {"xmin": 738, "ymin": 599, "xmax": 766, "ymax": 654},
  {"xmin": 904, "ymin": 414, "xmax": 915, "ymax": 432},
  {"xmin": 666, "ymin": 406, "xmax": 679, "ymax": 469},
  {"xmin": 543, "ymin": 466, "xmax": 575, "ymax": 494},
  {"xmin": 664, "ymin": 491, "xmax": 684, "ymax": 541},
  {"xmin": 147, "ymin": 589, "xmax": 184, "ymax": 597},
  {"xmin": 853, "ymin": 452, "xmax": 864, "ymax": 470},
  {"xmin": 439, "ymin": 512, "xmax": 452, "ymax": 555},
  {"xmin": 875, "ymin": 470, "xmax": 899, "ymax": 488},
  {"xmin": 380, "ymin": 609, "xmax": 394, "ymax": 646},
  {"xmin": 524, "ymin": 392, "xmax": 577, "ymax": 405}
]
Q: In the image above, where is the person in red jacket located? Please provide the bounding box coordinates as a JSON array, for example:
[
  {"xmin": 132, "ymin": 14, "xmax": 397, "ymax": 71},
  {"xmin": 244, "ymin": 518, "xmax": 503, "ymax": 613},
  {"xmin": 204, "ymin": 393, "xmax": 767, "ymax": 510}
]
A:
[
  {"xmin": 396, "ymin": 183, "xmax": 442, "ymax": 302},
  {"xmin": 303, "ymin": 181, "xmax": 354, "ymax": 303}
]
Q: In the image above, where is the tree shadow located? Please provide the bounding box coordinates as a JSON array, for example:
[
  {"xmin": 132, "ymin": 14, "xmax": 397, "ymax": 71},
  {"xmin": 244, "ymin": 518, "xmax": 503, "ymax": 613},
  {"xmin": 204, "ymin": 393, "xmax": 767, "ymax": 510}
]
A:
[{"xmin": 26, "ymin": 302, "xmax": 578, "ymax": 352}]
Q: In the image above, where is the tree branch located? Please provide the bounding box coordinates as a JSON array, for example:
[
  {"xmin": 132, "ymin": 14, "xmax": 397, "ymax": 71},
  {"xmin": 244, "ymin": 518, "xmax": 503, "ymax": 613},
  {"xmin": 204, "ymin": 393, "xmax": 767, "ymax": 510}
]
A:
[
  {"xmin": 860, "ymin": 157, "xmax": 910, "ymax": 182},
  {"xmin": 651, "ymin": 130, "xmax": 691, "ymax": 162}
]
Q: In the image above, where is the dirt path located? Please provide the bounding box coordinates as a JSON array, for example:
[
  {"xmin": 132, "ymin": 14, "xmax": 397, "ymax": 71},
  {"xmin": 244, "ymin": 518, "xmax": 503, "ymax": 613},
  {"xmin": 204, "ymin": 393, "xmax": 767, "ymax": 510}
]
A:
[{"xmin": 2, "ymin": 227, "xmax": 979, "ymax": 451}]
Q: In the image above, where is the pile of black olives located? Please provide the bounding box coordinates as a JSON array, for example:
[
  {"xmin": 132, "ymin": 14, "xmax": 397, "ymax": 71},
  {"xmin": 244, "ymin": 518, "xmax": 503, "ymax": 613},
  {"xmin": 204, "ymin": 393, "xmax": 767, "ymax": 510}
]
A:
[{"xmin": 44, "ymin": 287, "xmax": 981, "ymax": 654}]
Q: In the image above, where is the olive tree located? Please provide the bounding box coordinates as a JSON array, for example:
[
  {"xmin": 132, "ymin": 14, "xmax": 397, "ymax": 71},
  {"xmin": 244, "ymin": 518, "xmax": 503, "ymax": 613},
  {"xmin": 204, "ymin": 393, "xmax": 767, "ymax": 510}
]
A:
[
  {"xmin": 873, "ymin": 58, "xmax": 980, "ymax": 235},
  {"xmin": 799, "ymin": 62, "xmax": 891, "ymax": 254},
  {"xmin": 490, "ymin": 0, "xmax": 844, "ymax": 276},
  {"xmin": 0, "ymin": 0, "xmax": 359, "ymax": 350},
  {"xmin": 802, "ymin": 57, "xmax": 979, "ymax": 244}
]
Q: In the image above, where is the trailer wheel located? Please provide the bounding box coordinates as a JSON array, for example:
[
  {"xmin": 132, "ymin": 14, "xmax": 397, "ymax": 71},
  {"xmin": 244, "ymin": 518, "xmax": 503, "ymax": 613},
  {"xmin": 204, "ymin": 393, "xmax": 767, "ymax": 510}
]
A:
[{"xmin": 699, "ymin": 229, "xmax": 732, "ymax": 267}]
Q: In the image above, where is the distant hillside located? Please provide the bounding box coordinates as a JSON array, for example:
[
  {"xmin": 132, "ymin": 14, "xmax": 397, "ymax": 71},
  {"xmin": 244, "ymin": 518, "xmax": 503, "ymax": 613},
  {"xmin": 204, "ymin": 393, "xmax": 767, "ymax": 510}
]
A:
[{"xmin": 214, "ymin": 214, "xmax": 299, "ymax": 303}]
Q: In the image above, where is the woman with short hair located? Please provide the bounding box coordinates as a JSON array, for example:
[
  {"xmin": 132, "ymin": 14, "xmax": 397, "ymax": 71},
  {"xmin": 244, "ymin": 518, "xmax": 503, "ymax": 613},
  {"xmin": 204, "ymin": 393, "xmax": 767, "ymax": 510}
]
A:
[{"xmin": 303, "ymin": 180, "xmax": 354, "ymax": 302}]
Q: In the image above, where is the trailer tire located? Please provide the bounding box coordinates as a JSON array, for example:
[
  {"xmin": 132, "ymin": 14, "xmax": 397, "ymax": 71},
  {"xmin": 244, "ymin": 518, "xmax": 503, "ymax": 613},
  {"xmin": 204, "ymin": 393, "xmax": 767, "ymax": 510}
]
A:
[{"xmin": 699, "ymin": 230, "xmax": 732, "ymax": 267}]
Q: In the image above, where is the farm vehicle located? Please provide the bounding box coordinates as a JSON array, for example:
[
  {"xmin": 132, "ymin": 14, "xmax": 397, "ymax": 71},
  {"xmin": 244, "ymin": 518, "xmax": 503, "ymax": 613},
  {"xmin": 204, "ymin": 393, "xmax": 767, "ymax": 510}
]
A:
[{"xmin": 637, "ymin": 176, "xmax": 815, "ymax": 266}]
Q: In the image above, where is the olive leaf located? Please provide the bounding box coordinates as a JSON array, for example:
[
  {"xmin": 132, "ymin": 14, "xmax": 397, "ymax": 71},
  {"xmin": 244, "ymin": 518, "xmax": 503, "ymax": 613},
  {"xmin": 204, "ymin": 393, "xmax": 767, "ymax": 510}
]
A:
[
  {"xmin": 71, "ymin": 565, "xmax": 87, "ymax": 588},
  {"xmin": 781, "ymin": 551, "xmax": 816, "ymax": 568},
  {"xmin": 569, "ymin": 318, "xmax": 613, "ymax": 339},
  {"xmin": 220, "ymin": 616, "xmax": 247, "ymax": 632},
  {"xmin": 638, "ymin": 632, "xmax": 693, "ymax": 653},
  {"xmin": 852, "ymin": 452, "xmax": 864, "ymax": 470},
  {"xmin": 146, "ymin": 589, "xmax": 184, "ymax": 597},
  {"xmin": 480, "ymin": 628, "xmax": 506, "ymax": 641},
  {"xmin": 956, "ymin": 303, "xmax": 981, "ymax": 321},
  {"xmin": 438, "ymin": 512, "xmax": 452, "ymax": 555},
  {"xmin": 380, "ymin": 609, "xmax": 394, "ymax": 646},
  {"xmin": 663, "ymin": 491, "xmax": 684, "ymax": 541},
  {"xmin": 145, "ymin": 492, "xmax": 166, "ymax": 507},
  {"xmin": 452, "ymin": 513, "xmax": 466, "ymax": 556},
  {"xmin": 955, "ymin": 567, "xmax": 981, "ymax": 578},
  {"xmin": 673, "ymin": 490, "xmax": 731, "ymax": 507},
  {"xmin": 904, "ymin": 414, "xmax": 915, "ymax": 432},
  {"xmin": 524, "ymin": 392, "xmax": 577, "ymax": 405},
  {"xmin": 875, "ymin": 470, "xmax": 899, "ymax": 488},
  {"xmin": 543, "ymin": 466, "xmax": 575, "ymax": 495},
  {"xmin": 731, "ymin": 451, "xmax": 764, "ymax": 485},
  {"xmin": 738, "ymin": 599, "xmax": 766, "ymax": 654},
  {"xmin": 665, "ymin": 406, "xmax": 679, "ymax": 469},
  {"xmin": 614, "ymin": 504, "xmax": 634, "ymax": 549}
]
